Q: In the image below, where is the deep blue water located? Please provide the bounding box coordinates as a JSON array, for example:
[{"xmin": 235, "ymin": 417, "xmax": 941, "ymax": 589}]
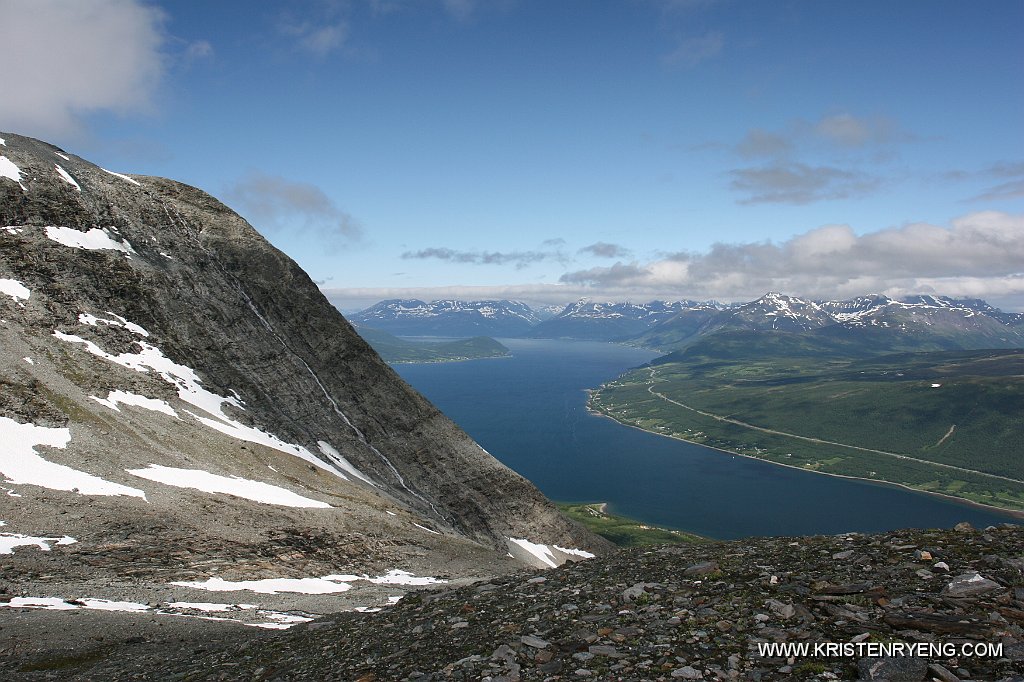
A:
[{"xmin": 394, "ymin": 338, "xmax": 1019, "ymax": 540}]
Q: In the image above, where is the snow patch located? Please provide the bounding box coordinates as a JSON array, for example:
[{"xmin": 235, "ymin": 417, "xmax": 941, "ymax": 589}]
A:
[
  {"xmin": 166, "ymin": 602, "xmax": 258, "ymax": 612},
  {"xmin": 508, "ymin": 537, "xmax": 558, "ymax": 568},
  {"xmin": 3, "ymin": 597, "xmax": 77, "ymax": 610},
  {"xmin": 54, "ymin": 164, "xmax": 80, "ymax": 191},
  {"xmin": 554, "ymin": 545, "xmax": 596, "ymax": 559},
  {"xmin": 54, "ymin": 151, "xmax": 69, "ymax": 161},
  {"xmin": 126, "ymin": 464, "xmax": 332, "ymax": 508},
  {"xmin": 79, "ymin": 311, "xmax": 150, "ymax": 337},
  {"xmin": 174, "ymin": 569, "xmax": 445, "ymax": 595},
  {"xmin": 45, "ymin": 225, "xmax": 134, "ymax": 253},
  {"xmin": 317, "ymin": 440, "xmax": 374, "ymax": 485},
  {"xmin": 53, "ymin": 325, "xmax": 350, "ymax": 481},
  {"xmin": 0, "ymin": 278, "xmax": 29, "ymax": 302},
  {"xmin": 0, "ymin": 416, "xmax": 147, "ymax": 498},
  {"xmin": 1, "ymin": 597, "xmax": 311, "ymax": 629},
  {"xmin": 0, "ymin": 156, "xmax": 25, "ymax": 190},
  {"xmin": 171, "ymin": 577, "xmax": 353, "ymax": 595},
  {"xmin": 413, "ymin": 523, "xmax": 441, "ymax": 535},
  {"xmin": 23, "ymin": 357, "xmax": 34, "ymax": 365},
  {"xmin": 931, "ymin": 383, "xmax": 942, "ymax": 388},
  {"xmin": 100, "ymin": 167, "xmax": 141, "ymax": 186},
  {"xmin": 0, "ymin": 529, "xmax": 76, "ymax": 554},
  {"xmin": 90, "ymin": 390, "xmax": 178, "ymax": 418}
]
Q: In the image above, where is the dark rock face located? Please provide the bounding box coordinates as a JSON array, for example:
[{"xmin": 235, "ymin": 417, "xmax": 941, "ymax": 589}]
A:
[{"xmin": 0, "ymin": 132, "xmax": 607, "ymax": 582}]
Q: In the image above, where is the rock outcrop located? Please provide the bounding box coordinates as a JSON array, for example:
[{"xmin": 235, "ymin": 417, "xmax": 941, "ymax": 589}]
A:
[
  {"xmin": 6, "ymin": 524, "xmax": 1024, "ymax": 680},
  {"xmin": 0, "ymin": 132, "xmax": 608, "ymax": 624}
]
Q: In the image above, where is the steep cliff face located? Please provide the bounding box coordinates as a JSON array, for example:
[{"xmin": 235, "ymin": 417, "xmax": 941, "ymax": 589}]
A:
[{"xmin": 0, "ymin": 133, "xmax": 608, "ymax": 617}]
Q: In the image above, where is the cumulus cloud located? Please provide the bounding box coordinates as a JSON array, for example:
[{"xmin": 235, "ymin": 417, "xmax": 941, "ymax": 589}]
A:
[
  {"xmin": 662, "ymin": 31, "xmax": 724, "ymax": 68},
  {"xmin": 0, "ymin": 0, "xmax": 166, "ymax": 137},
  {"xmin": 225, "ymin": 172, "xmax": 362, "ymax": 246},
  {"xmin": 729, "ymin": 163, "xmax": 882, "ymax": 205},
  {"xmin": 725, "ymin": 113, "xmax": 917, "ymax": 203},
  {"xmin": 735, "ymin": 129, "xmax": 792, "ymax": 159},
  {"xmin": 812, "ymin": 113, "xmax": 907, "ymax": 147},
  {"xmin": 557, "ymin": 211, "xmax": 1024, "ymax": 304},
  {"xmin": 964, "ymin": 161, "xmax": 1024, "ymax": 202},
  {"xmin": 401, "ymin": 247, "xmax": 566, "ymax": 270},
  {"xmin": 732, "ymin": 113, "xmax": 912, "ymax": 160},
  {"xmin": 578, "ymin": 242, "xmax": 633, "ymax": 258},
  {"xmin": 326, "ymin": 213, "xmax": 1024, "ymax": 312},
  {"xmin": 281, "ymin": 20, "xmax": 349, "ymax": 57}
]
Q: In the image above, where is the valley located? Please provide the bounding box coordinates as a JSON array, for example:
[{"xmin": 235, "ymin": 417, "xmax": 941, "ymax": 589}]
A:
[
  {"xmin": 590, "ymin": 344, "xmax": 1024, "ymax": 512},
  {"xmin": 394, "ymin": 338, "xmax": 1018, "ymax": 540}
]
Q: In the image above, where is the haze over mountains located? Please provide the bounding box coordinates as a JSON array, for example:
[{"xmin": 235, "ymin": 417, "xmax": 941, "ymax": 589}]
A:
[{"xmin": 352, "ymin": 293, "xmax": 1024, "ymax": 353}]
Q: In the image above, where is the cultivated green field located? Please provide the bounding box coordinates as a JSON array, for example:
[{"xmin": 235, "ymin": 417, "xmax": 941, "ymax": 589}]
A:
[
  {"xmin": 590, "ymin": 341, "xmax": 1024, "ymax": 511},
  {"xmin": 557, "ymin": 503, "xmax": 708, "ymax": 547}
]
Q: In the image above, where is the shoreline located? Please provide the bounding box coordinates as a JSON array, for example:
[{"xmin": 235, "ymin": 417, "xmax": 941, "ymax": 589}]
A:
[
  {"xmin": 385, "ymin": 352, "xmax": 513, "ymax": 365},
  {"xmin": 583, "ymin": 396, "xmax": 1024, "ymax": 523}
]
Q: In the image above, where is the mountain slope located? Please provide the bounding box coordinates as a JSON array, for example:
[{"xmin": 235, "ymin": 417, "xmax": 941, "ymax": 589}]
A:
[
  {"xmin": 350, "ymin": 299, "xmax": 540, "ymax": 336},
  {"xmin": 636, "ymin": 293, "xmax": 1024, "ymax": 352},
  {"xmin": 529, "ymin": 300, "xmax": 695, "ymax": 341},
  {"xmin": 353, "ymin": 325, "xmax": 511, "ymax": 363},
  {"xmin": 0, "ymin": 133, "xmax": 607, "ymax": 622}
]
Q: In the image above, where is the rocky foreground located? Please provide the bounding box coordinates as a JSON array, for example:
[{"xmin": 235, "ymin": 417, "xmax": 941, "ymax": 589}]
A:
[{"xmin": 5, "ymin": 523, "xmax": 1024, "ymax": 681}]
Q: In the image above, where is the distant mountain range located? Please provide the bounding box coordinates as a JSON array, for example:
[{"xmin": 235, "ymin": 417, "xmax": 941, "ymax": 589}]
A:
[
  {"xmin": 350, "ymin": 293, "xmax": 1024, "ymax": 352},
  {"xmin": 351, "ymin": 299, "xmax": 541, "ymax": 337}
]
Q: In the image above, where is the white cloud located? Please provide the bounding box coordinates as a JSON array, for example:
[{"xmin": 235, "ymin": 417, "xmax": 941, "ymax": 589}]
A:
[
  {"xmin": 290, "ymin": 22, "xmax": 349, "ymax": 57},
  {"xmin": 325, "ymin": 212, "xmax": 1024, "ymax": 312},
  {"xmin": 729, "ymin": 162, "xmax": 882, "ymax": 205},
  {"xmin": 811, "ymin": 113, "xmax": 910, "ymax": 148},
  {"xmin": 578, "ymin": 242, "xmax": 633, "ymax": 259},
  {"xmin": 662, "ymin": 31, "xmax": 724, "ymax": 68},
  {"xmin": 225, "ymin": 172, "xmax": 362, "ymax": 247},
  {"xmin": 0, "ymin": 0, "xmax": 166, "ymax": 137},
  {"xmin": 401, "ymin": 247, "xmax": 566, "ymax": 269},
  {"xmin": 555, "ymin": 211, "xmax": 1024, "ymax": 305},
  {"xmin": 443, "ymin": 0, "xmax": 477, "ymax": 21},
  {"xmin": 184, "ymin": 40, "xmax": 214, "ymax": 62}
]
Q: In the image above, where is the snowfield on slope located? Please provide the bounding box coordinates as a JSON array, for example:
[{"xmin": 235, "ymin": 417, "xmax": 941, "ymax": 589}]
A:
[
  {"xmin": 126, "ymin": 464, "xmax": 332, "ymax": 508},
  {"xmin": 0, "ymin": 416, "xmax": 147, "ymax": 498},
  {"xmin": 53, "ymin": 312, "xmax": 362, "ymax": 484}
]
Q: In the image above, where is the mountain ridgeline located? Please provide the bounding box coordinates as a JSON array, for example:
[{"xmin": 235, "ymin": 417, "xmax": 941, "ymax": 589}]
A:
[
  {"xmin": 0, "ymin": 132, "xmax": 608, "ymax": 628},
  {"xmin": 349, "ymin": 293, "xmax": 1024, "ymax": 353}
]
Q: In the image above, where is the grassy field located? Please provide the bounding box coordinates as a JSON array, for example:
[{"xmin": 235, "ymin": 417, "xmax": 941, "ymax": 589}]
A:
[
  {"xmin": 557, "ymin": 502, "xmax": 708, "ymax": 547},
  {"xmin": 590, "ymin": 343, "xmax": 1024, "ymax": 511}
]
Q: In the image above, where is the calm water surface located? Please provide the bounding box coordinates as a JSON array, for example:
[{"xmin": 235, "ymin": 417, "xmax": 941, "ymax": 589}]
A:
[{"xmin": 394, "ymin": 338, "xmax": 1018, "ymax": 540}]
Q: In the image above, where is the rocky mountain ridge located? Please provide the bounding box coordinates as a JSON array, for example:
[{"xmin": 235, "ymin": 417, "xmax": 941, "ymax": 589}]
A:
[
  {"xmin": 349, "ymin": 293, "xmax": 1024, "ymax": 352},
  {"xmin": 0, "ymin": 132, "xmax": 605, "ymax": 633},
  {"xmin": 350, "ymin": 299, "xmax": 542, "ymax": 337}
]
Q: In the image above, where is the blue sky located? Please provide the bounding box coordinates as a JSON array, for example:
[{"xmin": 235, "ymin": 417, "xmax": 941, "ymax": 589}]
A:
[{"xmin": 2, "ymin": 0, "xmax": 1023, "ymax": 310}]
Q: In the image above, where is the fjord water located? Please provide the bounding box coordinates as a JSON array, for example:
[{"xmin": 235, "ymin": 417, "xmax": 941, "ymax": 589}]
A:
[{"xmin": 394, "ymin": 338, "xmax": 1017, "ymax": 539}]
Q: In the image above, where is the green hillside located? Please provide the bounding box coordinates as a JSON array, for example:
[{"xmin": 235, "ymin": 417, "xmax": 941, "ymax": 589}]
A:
[
  {"xmin": 355, "ymin": 326, "xmax": 511, "ymax": 363},
  {"xmin": 591, "ymin": 342, "xmax": 1024, "ymax": 511}
]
